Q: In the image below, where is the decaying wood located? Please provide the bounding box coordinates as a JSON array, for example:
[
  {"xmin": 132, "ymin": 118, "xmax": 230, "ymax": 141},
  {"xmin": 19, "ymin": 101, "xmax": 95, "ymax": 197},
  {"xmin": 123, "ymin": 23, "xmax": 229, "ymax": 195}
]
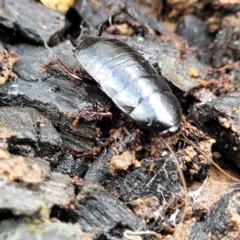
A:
[{"xmin": 1, "ymin": 0, "xmax": 240, "ymax": 239}]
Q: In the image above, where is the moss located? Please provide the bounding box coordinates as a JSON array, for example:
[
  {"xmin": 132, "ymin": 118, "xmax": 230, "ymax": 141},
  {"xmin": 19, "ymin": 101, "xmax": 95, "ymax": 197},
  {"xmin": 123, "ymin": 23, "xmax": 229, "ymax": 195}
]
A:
[
  {"xmin": 28, "ymin": 224, "xmax": 46, "ymax": 235},
  {"xmin": 39, "ymin": 202, "xmax": 49, "ymax": 219}
]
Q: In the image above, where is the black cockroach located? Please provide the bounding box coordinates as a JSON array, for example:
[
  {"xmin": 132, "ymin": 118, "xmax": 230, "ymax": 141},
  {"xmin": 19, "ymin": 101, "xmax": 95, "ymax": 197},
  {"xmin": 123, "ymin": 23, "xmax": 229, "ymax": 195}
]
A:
[{"xmin": 68, "ymin": 30, "xmax": 182, "ymax": 138}]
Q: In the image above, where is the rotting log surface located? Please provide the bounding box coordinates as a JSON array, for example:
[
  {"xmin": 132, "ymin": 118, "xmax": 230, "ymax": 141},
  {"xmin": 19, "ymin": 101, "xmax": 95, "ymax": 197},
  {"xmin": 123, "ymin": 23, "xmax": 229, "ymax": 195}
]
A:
[{"xmin": 1, "ymin": 0, "xmax": 240, "ymax": 240}]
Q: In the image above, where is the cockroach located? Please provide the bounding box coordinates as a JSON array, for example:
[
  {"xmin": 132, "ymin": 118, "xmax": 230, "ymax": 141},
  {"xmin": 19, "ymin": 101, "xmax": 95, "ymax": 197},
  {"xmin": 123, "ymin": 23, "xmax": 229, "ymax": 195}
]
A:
[{"xmin": 68, "ymin": 32, "xmax": 182, "ymax": 138}]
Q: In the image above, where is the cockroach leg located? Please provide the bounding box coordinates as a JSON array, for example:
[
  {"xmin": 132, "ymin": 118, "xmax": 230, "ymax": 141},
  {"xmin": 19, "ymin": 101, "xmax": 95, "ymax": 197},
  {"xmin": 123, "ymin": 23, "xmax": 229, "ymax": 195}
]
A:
[
  {"xmin": 71, "ymin": 115, "xmax": 81, "ymax": 129},
  {"xmin": 73, "ymin": 67, "xmax": 94, "ymax": 81},
  {"xmin": 39, "ymin": 58, "xmax": 82, "ymax": 81},
  {"xmin": 71, "ymin": 147, "xmax": 101, "ymax": 158},
  {"xmin": 80, "ymin": 110, "xmax": 112, "ymax": 120},
  {"xmin": 71, "ymin": 110, "xmax": 112, "ymax": 129},
  {"xmin": 132, "ymin": 127, "xmax": 143, "ymax": 150},
  {"xmin": 97, "ymin": 18, "xmax": 111, "ymax": 37}
]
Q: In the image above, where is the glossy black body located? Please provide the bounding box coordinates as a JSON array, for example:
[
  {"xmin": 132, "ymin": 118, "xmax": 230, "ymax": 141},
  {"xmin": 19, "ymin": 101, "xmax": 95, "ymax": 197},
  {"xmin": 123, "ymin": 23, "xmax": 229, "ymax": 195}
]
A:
[{"xmin": 73, "ymin": 37, "xmax": 182, "ymax": 136}]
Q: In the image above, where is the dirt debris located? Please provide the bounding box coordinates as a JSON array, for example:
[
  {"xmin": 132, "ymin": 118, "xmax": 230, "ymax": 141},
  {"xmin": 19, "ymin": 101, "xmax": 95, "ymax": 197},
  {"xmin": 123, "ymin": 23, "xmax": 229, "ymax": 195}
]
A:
[
  {"xmin": 130, "ymin": 196, "xmax": 160, "ymax": 222},
  {"xmin": 0, "ymin": 149, "xmax": 42, "ymax": 185},
  {"xmin": 0, "ymin": 47, "xmax": 18, "ymax": 85},
  {"xmin": 108, "ymin": 150, "xmax": 141, "ymax": 175}
]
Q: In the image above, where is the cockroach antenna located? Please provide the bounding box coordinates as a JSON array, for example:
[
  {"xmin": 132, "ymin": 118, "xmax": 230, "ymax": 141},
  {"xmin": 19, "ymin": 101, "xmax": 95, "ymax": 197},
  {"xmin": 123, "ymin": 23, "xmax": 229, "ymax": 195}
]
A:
[
  {"xmin": 162, "ymin": 138, "xmax": 188, "ymax": 224},
  {"xmin": 38, "ymin": 32, "xmax": 81, "ymax": 80},
  {"xmin": 67, "ymin": 34, "xmax": 78, "ymax": 48}
]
